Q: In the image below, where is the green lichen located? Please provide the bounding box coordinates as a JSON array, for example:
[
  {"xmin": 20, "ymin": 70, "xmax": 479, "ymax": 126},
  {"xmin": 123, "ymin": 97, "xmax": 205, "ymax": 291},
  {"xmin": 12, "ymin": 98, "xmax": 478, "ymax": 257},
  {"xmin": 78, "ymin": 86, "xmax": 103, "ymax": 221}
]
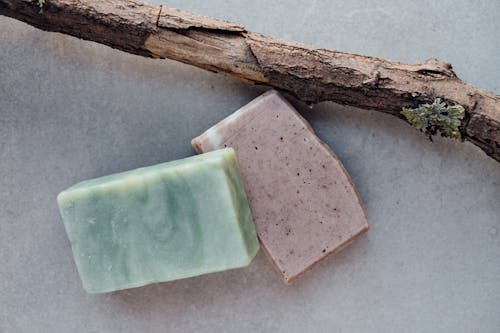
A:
[
  {"xmin": 401, "ymin": 98, "xmax": 465, "ymax": 140},
  {"xmin": 37, "ymin": 0, "xmax": 45, "ymax": 13}
]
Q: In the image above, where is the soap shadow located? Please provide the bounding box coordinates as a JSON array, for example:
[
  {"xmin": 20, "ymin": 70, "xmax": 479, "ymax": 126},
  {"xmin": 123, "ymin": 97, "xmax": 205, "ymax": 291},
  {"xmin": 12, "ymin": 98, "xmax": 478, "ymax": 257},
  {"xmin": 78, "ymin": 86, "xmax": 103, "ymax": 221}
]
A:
[
  {"xmin": 104, "ymin": 231, "xmax": 371, "ymax": 319},
  {"xmin": 105, "ymin": 251, "xmax": 279, "ymax": 313}
]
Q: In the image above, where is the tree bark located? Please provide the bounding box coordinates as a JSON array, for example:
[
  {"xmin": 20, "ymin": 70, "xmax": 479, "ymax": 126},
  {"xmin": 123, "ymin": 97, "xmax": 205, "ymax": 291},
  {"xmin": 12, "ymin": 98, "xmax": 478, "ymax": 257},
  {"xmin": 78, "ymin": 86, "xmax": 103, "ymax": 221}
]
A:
[{"xmin": 1, "ymin": 0, "xmax": 499, "ymax": 162}]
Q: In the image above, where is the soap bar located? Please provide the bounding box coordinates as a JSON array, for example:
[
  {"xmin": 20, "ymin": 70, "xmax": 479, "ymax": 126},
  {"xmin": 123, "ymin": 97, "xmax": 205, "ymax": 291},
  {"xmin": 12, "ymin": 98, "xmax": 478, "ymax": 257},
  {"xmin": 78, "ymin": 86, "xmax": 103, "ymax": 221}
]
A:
[
  {"xmin": 192, "ymin": 91, "xmax": 369, "ymax": 284},
  {"xmin": 57, "ymin": 148, "xmax": 259, "ymax": 293}
]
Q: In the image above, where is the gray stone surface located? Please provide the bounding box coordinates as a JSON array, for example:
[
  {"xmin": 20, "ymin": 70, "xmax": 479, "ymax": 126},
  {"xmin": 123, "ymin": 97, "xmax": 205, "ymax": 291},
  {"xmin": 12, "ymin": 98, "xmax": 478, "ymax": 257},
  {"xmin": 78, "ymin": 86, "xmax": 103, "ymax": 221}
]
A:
[{"xmin": 0, "ymin": 0, "xmax": 499, "ymax": 332}]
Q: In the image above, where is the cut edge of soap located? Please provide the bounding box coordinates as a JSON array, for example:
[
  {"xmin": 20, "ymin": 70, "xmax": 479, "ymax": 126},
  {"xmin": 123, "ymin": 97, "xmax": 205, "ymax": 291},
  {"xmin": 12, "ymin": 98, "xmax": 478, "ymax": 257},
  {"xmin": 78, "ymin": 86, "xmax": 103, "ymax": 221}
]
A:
[
  {"xmin": 192, "ymin": 89, "xmax": 371, "ymax": 285},
  {"xmin": 219, "ymin": 150, "xmax": 260, "ymax": 264},
  {"xmin": 57, "ymin": 148, "xmax": 236, "ymax": 204}
]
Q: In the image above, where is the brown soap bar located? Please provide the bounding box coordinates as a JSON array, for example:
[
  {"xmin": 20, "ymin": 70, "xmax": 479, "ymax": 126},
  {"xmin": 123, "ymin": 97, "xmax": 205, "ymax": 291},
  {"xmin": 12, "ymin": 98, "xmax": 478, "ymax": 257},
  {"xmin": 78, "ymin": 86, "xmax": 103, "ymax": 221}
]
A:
[{"xmin": 192, "ymin": 90, "xmax": 369, "ymax": 284}]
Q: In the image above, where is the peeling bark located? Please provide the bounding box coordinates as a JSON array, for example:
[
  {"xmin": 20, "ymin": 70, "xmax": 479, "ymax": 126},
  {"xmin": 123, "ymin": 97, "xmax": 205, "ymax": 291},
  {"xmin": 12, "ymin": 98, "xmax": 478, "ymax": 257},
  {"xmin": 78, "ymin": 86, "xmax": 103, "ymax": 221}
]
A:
[{"xmin": 1, "ymin": 0, "xmax": 499, "ymax": 162}]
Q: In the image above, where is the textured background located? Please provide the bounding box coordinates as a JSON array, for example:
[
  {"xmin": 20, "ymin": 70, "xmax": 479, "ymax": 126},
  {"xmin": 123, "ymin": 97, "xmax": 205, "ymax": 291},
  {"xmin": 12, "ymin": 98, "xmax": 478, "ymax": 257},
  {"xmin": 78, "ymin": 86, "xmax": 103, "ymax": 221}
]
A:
[{"xmin": 1, "ymin": 1, "xmax": 499, "ymax": 332}]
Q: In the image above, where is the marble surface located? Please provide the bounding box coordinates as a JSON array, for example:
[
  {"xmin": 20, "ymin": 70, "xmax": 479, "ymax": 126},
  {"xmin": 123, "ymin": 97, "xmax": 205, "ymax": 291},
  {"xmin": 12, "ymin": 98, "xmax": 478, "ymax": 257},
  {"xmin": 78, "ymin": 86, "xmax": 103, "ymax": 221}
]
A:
[{"xmin": 0, "ymin": 0, "xmax": 499, "ymax": 332}]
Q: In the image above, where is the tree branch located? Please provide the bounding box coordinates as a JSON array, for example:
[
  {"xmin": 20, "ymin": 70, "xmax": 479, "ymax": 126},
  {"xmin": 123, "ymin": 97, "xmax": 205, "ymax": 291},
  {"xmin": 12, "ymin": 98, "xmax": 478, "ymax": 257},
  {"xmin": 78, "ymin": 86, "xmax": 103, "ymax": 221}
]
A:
[{"xmin": 1, "ymin": 0, "xmax": 499, "ymax": 162}]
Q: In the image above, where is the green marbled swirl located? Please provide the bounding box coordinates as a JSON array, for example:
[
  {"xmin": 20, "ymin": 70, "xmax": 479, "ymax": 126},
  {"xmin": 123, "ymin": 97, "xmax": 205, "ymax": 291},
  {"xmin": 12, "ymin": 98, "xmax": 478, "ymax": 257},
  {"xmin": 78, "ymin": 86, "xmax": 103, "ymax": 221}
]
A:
[{"xmin": 57, "ymin": 148, "xmax": 259, "ymax": 293}]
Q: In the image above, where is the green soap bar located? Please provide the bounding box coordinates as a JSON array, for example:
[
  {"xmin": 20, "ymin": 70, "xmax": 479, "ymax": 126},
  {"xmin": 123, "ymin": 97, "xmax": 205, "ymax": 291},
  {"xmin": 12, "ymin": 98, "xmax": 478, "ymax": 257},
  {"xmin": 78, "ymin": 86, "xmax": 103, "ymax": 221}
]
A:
[{"xmin": 57, "ymin": 148, "xmax": 259, "ymax": 294}]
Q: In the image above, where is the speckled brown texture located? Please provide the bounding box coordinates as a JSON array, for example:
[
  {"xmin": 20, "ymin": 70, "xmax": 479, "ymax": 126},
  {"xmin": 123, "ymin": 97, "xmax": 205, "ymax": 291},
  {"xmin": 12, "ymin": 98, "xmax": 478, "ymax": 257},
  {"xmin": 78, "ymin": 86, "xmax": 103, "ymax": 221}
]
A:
[{"xmin": 192, "ymin": 90, "xmax": 369, "ymax": 284}]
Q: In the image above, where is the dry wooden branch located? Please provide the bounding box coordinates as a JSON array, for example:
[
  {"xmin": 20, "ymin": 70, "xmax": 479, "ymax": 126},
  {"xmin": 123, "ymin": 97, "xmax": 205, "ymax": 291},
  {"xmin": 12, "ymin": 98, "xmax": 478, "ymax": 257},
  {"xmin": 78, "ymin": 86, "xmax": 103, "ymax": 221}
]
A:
[{"xmin": 1, "ymin": 0, "xmax": 499, "ymax": 162}]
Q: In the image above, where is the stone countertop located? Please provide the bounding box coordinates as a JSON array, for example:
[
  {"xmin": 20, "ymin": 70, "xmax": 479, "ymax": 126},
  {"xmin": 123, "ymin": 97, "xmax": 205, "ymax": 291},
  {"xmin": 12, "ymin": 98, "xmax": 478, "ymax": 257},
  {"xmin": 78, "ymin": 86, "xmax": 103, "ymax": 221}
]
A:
[{"xmin": 1, "ymin": 1, "xmax": 499, "ymax": 332}]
